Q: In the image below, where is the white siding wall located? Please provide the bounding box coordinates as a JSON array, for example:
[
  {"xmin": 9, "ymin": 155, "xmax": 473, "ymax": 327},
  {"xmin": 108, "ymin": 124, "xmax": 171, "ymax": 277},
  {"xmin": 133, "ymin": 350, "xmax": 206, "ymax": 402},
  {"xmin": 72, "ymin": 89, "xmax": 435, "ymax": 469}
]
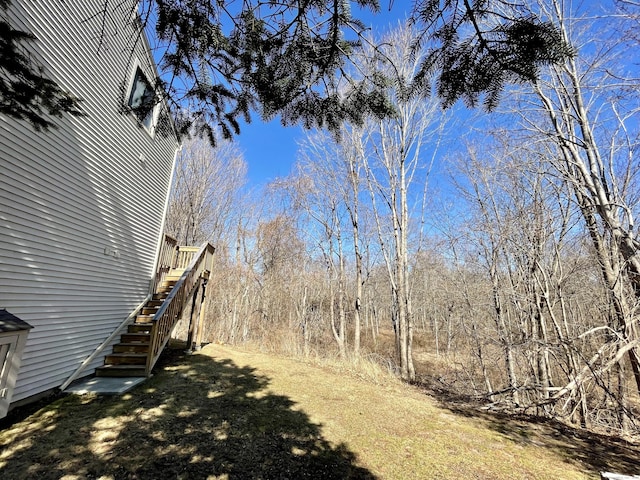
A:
[{"xmin": 0, "ymin": 0, "xmax": 179, "ymax": 402}]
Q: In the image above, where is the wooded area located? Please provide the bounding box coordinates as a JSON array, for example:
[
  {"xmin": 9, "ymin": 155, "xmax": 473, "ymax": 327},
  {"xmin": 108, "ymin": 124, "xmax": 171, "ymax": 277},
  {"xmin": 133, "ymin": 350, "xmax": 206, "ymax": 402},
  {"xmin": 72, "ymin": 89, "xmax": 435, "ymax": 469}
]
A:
[{"xmin": 164, "ymin": 0, "xmax": 640, "ymax": 439}]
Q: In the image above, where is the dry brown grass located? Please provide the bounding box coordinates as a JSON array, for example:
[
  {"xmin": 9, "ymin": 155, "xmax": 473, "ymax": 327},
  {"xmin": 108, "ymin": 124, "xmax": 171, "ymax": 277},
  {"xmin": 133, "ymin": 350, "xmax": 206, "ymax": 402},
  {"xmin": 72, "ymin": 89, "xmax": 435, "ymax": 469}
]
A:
[{"xmin": 1, "ymin": 343, "xmax": 638, "ymax": 479}]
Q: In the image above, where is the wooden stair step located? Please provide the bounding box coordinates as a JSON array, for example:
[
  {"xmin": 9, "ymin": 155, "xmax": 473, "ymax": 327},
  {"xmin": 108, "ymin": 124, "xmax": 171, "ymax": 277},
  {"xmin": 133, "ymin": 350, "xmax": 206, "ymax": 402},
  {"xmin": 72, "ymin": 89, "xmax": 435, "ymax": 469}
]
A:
[
  {"xmin": 113, "ymin": 342, "xmax": 149, "ymax": 353},
  {"xmin": 97, "ymin": 264, "xmax": 183, "ymax": 377},
  {"xmin": 128, "ymin": 323, "xmax": 152, "ymax": 333},
  {"xmin": 135, "ymin": 314, "xmax": 154, "ymax": 323},
  {"xmin": 96, "ymin": 364, "xmax": 146, "ymax": 377},
  {"xmin": 121, "ymin": 332, "xmax": 150, "ymax": 343},
  {"xmin": 105, "ymin": 352, "xmax": 147, "ymax": 365},
  {"xmin": 157, "ymin": 280, "xmax": 177, "ymax": 290}
]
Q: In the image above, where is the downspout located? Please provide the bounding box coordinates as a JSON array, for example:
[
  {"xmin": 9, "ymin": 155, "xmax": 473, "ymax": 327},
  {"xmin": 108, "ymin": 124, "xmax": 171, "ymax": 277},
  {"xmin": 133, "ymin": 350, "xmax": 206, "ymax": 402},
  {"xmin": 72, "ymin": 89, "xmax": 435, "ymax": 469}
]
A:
[{"xmin": 148, "ymin": 141, "xmax": 182, "ymax": 295}]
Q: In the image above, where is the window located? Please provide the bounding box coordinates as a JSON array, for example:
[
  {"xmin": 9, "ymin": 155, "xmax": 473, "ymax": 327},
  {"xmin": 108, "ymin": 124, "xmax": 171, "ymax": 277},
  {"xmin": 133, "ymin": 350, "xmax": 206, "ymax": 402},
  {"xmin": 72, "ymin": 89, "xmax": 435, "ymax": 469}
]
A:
[{"xmin": 127, "ymin": 67, "xmax": 156, "ymax": 130}]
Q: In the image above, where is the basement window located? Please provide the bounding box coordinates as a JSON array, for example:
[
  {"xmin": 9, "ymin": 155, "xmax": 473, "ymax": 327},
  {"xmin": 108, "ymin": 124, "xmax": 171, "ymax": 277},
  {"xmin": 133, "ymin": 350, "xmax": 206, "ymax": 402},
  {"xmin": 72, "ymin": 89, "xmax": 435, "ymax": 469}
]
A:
[{"xmin": 127, "ymin": 67, "xmax": 156, "ymax": 131}]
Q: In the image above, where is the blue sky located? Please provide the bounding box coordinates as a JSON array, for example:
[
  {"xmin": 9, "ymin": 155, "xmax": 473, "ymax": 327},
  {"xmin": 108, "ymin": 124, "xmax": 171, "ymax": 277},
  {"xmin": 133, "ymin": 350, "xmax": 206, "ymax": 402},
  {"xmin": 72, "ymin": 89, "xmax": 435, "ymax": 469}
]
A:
[
  {"xmin": 234, "ymin": 3, "xmax": 410, "ymax": 189},
  {"xmin": 235, "ymin": 119, "xmax": 303, "ymax": 188}
]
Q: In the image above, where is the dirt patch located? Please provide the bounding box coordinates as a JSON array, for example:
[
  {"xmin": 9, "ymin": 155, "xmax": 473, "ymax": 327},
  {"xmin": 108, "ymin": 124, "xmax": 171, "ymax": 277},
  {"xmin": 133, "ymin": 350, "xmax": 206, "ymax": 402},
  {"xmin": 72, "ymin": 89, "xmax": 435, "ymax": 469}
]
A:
[{"xmin": 1, "ymin": 344, "xmax": 637, "ymax": 479}]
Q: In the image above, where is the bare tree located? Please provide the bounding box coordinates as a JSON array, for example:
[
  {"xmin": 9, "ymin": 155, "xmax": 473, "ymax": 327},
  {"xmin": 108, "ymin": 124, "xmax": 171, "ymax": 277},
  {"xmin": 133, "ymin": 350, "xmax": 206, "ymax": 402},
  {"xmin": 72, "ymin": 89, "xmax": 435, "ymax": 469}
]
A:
[
  {"xmin": 165, "ymin": 136, "xmax": 246, "ymax": 246},
  {"xmin": 358, "ymin": 22, "xmax": 447, "ymax": 381},
  {"xmin": 450, "ymin": 144, "xmax": 593, "ymax": 412},
  {"xmin": 508, "ymin": 0, "xmax": 640, "ymax": 429},
  {"xmin": 293, "ymin": 138, "xmax": 349, "ymax": 357}
]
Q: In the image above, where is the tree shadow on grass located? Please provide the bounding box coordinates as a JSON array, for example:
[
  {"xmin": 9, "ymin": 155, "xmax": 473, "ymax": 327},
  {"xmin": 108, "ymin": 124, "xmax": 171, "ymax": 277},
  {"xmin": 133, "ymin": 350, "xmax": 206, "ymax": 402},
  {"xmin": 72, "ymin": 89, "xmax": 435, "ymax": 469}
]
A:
[
  {"xmin": 0, "ymin": 347, "xmax": 376, "ymax": 479},
  {"xmin": 421, "ymin": 384, "xmax": 640, "ymax": 477}
]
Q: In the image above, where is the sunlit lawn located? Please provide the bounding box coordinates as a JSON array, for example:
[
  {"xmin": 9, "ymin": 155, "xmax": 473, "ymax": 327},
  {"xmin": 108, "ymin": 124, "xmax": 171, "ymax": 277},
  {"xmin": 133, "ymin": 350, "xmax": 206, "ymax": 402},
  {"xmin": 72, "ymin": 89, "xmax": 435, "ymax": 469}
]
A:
[{"xmin": 1, "ymin": 343, "xmax": 638, "ymax": 479}]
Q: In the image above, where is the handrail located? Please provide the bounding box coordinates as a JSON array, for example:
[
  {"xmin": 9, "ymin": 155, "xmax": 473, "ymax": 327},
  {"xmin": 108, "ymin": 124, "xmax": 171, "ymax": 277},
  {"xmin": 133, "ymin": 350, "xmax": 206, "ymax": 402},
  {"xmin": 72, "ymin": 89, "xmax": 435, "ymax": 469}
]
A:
[
  {"xmin": 60, "ymin": 294, "xmax": 151, "ymax": 390},
  {"xmin": 145, "ymin": 241, "xmax": 215, "ymax": 375}
]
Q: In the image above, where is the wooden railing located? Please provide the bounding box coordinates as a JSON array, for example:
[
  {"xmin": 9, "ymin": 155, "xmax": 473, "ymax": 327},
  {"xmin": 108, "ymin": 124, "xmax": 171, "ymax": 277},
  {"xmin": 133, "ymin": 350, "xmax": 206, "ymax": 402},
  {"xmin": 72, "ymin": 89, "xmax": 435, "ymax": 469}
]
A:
[
  {"xmin": 174, "ymin": 246, "xmax": 201, "ymax": 271},
  {"xmin": 151, "ymin": 234, "xmax": 179, "ymax": 294},
  {"xmin": 146, "ymin": 241, "xmax": 215, "ymax": 376}
]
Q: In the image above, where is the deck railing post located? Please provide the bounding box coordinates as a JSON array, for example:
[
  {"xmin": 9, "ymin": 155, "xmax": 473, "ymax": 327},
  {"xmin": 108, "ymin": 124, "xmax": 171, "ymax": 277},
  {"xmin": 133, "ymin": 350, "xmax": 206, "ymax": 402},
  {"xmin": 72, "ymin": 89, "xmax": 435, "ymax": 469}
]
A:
[
  {"xmin": 194, "ymin": 271, "xmax": 209, "ymax": 351},
  {"xmin": 185, "ymin": 277, "xmax": 202, "ymax": 352},
  {"xmin": 145, "ymin": 321, "xmax": 158, "ymax": 376}
]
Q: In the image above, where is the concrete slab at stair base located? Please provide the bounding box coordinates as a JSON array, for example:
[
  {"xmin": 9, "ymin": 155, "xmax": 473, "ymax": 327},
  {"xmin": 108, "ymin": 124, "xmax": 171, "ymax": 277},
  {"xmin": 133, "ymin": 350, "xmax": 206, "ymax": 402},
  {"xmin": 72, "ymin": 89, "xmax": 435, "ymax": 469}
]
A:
[{"xmin": 64, "ymin": 376, "xmax": 146, "ymax": 395}]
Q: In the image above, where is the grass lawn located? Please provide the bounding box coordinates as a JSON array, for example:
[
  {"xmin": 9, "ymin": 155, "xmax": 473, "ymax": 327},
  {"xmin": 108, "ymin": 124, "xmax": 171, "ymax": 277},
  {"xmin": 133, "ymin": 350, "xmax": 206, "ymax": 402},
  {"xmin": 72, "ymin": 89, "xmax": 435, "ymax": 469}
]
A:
[{"xmin": 1, "ymin": 343, "xmax": 639, "ymax": 479}]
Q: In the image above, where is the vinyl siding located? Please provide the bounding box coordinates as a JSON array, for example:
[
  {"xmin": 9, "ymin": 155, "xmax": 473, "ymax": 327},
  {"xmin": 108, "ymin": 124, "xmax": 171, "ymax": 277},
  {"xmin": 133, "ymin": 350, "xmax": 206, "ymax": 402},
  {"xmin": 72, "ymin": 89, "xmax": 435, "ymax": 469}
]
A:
[{"xmin": 0, "ymin": 0, "xmax": 179, "ymax": 402}]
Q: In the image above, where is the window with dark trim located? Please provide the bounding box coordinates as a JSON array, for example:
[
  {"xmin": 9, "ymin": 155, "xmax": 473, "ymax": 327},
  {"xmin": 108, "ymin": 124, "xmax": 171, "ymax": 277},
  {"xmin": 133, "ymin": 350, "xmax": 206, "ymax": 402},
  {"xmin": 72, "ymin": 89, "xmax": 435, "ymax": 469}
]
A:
[{"xmin": 127, "ymin": 67, "xmax": 156, "ymax": 130}]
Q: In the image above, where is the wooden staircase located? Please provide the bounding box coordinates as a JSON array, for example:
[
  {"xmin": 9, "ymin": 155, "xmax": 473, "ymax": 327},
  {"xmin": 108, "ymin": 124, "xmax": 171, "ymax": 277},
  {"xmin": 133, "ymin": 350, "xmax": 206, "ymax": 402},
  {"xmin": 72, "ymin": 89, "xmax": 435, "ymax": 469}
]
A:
[
  {"xmin": 95, "ymin": 276, "xmax": 178, "ymax": 377},
  {"xmin": 89, "ymin": 237, "xmax": 213, "ymax": 379}
]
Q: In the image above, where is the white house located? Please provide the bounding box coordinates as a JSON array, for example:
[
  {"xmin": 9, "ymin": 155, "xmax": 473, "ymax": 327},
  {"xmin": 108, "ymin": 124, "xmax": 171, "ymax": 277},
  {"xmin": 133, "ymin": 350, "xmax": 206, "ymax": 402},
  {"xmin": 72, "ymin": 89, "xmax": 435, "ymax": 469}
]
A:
[{"xmin": 0, "ymin": 0, "xmax": 180, "ymax": 415}]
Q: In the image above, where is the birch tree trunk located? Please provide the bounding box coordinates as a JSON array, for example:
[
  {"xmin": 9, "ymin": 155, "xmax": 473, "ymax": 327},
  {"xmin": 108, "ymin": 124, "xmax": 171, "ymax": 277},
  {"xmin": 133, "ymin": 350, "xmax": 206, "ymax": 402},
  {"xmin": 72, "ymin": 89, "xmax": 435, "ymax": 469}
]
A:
[
  {"xmin": 356, "ymin": 23, "xmax": 445, "ymax": 381},
  {"xmin": 523, "ymin": 0, "xmax": 640, "ymax": 397}
]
